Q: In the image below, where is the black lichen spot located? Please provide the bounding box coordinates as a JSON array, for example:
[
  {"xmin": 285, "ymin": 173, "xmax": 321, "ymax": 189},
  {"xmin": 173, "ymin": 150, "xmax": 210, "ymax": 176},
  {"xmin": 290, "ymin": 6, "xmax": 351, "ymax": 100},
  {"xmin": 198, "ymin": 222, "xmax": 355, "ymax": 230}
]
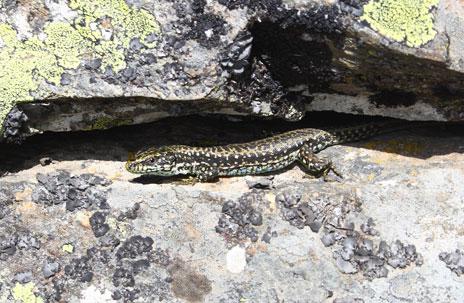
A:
[
  {"xmin": 113, "ymin": 267, "xmax": 135, "ymax": 287},
  {"xmin": 131, "ymin": 259, "xmax": 151, "ymax": 274},
  {"xmin": 0, "ymin": 237, "xmax": 16, "ymax": 260},
  {"xmin": 116, "ymin": 235, "xmax": 154, "ymax": 259},
  {"xmin": 261, "ymin": 226, "xmax": 278, "ymax": 243},
  {"xmin": 185, "ymin": 13, "xmax": 227, "ymax": 48},
  {"xmin": 2, "ymin": 107, "xmax": 29, "ymax": 144},
  {"xmin": 369, "ymin": 90, "xmax": 417, "ymax": 107},
  {"xmin": 84, "ymin": 58, "xmax": 102, "ymax": 70},
  {"xmin": 89, "ymin": 211, "xmax": 110, "ymax": 237},
  {"xmin": 64, "ymin": 256, "xmax": 94, "ymax": 282},
  {"xmin": 276, "ymin": 191, "xmax": 321, "ymax": 230},
  {"xmin": 191, "ymin": 0, "xmax": 207, "ymax": 14},
  {"xmin": 87, "ymin": 247, "xmax": 113, "ymax": 266},
  {"xmin": 168, "ymin": 259, "xmax": 212, "ymax": 303},
  {"xmin": 215, "ymin": 190, "xmax": 264, "ymax": 242},
  {"xmin": 117, "ymin": 203, "xmax": 140, "ymax": 221},
  {"xmin": 112, "ymin": 289, "xmax": 141, "ymax": 301},
  {"xmin": 31, "ymin": 171, "xmax": 111, "ymax": 211},
  {"xmin": 49, "ymin": 278, "xmax": 65, "ymax": 302},
  {"xmin": 439, "ymin": 249, "xmax": 464, "ymax": 276}
]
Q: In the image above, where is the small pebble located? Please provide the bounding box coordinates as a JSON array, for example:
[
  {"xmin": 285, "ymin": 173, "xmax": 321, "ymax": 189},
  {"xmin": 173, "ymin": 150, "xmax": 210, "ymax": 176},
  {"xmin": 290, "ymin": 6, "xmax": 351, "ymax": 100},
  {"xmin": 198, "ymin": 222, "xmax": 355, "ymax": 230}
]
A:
[
  {"xmin": 43, "ymin": 260, "xmax": 60, "ymax": 278},
  {"xmin": 39, "ymin": 157, "xmax": 53, "ymax": 166},
  {"xmin": 226, "ymin": 246, "xmax": 247, "ymax": 274},
  {"xmin": 15, "ymin": 271, "xmax": 33, "ymax": 283}
]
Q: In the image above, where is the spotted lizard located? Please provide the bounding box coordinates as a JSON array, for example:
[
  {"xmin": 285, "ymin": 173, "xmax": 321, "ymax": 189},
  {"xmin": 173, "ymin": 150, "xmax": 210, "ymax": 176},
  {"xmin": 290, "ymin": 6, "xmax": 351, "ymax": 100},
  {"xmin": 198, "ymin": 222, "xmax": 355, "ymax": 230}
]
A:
[{"xmin": 125, "ymin": 120, "xmax": 413, "ymax": 181}]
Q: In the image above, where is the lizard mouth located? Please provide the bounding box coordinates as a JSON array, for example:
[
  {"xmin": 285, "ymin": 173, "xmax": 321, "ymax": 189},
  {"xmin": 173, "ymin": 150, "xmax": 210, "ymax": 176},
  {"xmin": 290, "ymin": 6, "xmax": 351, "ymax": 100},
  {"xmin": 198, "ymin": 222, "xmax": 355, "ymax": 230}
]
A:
[{"xmin": 125, "ymin": 160, "xmax": 142, "ymax": 174}]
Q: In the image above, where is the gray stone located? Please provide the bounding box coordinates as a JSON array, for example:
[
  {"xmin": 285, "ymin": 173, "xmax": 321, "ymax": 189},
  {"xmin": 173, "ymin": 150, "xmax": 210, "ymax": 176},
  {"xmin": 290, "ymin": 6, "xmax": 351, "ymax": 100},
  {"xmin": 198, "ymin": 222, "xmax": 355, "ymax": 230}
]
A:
[
  {"xmin": 3, "ymin": 1, "xmax": 464, "ymax": 140},
  {"xmin": 0, "ymin": 115, "xmax": 464, "ymax": 302},
  {"xmin": 14, "ymin": 271, "xmax": 32, "ymax": 283},
  {"xmin": 43, "ymin": 260, "xmax": 60, "ymax": 278}
]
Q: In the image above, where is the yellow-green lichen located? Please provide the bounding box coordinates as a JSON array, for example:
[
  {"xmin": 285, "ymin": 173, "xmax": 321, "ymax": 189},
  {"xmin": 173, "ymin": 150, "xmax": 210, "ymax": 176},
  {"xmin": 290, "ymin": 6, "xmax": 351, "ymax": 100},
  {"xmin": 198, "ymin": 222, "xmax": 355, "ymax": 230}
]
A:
[
  {"xmin": 12, "ymin": 282, "xmax": 44, "ymax": 303},
  {"xmin": 360, "ymin": 0, "xmax": 439, "ymax": 48},
  {"xmin": 69, "ymin": 0, "xmax": 160, "ymax": 72},
  {"xmin": 0, "ymin": 24, "xmax": 64, "ymax": 136},
  {"xmin": 88, "ymin": 116, "xmax": 132, "ymax": 130},
  {"xmin": 62, "ymin": 243, "xmax": 74, "ymax": 253},
  {"xmin": 43, "ymin": 22, "xmax": 92, "ymax": 69},
  {"xmin": 0, "ymin": 1, "xmax": 159, "ymax": 135}
]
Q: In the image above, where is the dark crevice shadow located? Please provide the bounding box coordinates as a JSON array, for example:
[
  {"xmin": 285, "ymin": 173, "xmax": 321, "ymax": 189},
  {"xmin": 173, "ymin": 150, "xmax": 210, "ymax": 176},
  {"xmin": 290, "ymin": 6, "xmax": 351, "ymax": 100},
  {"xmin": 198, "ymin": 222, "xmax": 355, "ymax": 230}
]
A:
[{"xmin": 1, "ymin": 112, "xmax": 463, "ymax": 176}]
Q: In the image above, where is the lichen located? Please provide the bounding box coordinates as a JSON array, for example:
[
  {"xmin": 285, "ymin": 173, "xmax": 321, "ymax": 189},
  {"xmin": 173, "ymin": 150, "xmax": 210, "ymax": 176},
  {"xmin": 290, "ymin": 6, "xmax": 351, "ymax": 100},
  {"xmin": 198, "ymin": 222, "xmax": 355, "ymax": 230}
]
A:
[
  {"xmin": 62, "ymin": 243, "xmax": 74, "ymax": 253},
  {"xmin": 88, "ymin": 116, "xmax": 132, "ymax": 130},
  {"xmin": 43, "ymin": 22, "xmax": 92, "ymax": 69},
  {"xmin": 69, "ymin": 0, "xmax": 160, "ymax": 72},
  {"xmin": 360, "ymin": 0, "xmax": 439, "ymax": 47},
  {"xmin": 0, "ymin": 1, "xmax": 160, "ymax": 136},
  {"xmin": 12, "ymin": 282, "xmax": 44, "ymax": 303},
  {"xmin": 0, "ymin": 24, "xmax": 64, "ymax": 137}
]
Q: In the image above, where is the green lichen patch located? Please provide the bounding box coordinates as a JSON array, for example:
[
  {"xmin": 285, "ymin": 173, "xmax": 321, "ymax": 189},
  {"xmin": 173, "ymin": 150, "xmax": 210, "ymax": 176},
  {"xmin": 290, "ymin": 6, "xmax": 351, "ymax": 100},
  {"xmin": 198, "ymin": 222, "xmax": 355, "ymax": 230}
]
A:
[
  {"xmin": 88, "ymin": 116, "xmax": 132, "ymax": 130},
  {"xmin": 69, "ymin": 0, "xmax": 160, "ymax": 72},
  {"xmin": 12, "ymin": 282, "xmax": 44, "ymax": 303},
  {"xmin": 360, "ymin": 0, "xmax": 439, "ymax": 48},
  {"xmin": 0, "ymin": 23, "xmax": 65, "ymax": 137},
  {"xmin": 62, "ymin": 243, "xmax": 75, "ymax": 253},
  {"xmin": 0, "ymin": 1, "xmax": 160, "ymax": 136}
]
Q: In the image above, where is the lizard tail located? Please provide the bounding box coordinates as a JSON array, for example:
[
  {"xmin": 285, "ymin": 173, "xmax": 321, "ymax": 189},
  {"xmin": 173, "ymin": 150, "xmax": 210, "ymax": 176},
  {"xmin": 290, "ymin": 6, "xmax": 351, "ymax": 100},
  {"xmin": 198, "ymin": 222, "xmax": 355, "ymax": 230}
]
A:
[{"xmin": 328, "ymin": 119, "xmax": 429, "ymax": 145}]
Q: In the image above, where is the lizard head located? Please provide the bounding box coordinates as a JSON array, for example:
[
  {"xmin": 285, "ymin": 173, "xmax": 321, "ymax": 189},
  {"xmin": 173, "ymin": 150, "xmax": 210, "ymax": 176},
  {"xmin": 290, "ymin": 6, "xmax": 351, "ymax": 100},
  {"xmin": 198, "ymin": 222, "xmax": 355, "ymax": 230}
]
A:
[{"xmin": 126, "ymin": 146, "xmax": 178, "ymax": 175}]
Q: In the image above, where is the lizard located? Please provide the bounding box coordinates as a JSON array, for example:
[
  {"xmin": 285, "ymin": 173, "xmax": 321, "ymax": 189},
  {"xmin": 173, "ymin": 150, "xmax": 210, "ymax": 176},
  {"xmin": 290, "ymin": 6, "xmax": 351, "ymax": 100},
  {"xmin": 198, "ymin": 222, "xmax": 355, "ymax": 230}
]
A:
[{"xmin": 125, "ymin": 120, "xmax": 415, "ymax": 182}]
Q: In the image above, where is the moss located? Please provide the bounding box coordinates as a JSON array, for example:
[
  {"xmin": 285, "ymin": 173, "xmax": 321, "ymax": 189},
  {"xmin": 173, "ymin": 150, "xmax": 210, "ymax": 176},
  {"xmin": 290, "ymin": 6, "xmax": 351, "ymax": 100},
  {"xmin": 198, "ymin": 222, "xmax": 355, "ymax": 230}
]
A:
[
  {"xmin": 88, "ymin": 116, "xmax": 132, "ymax": 130},
  {"xmin": 360, "ymin": 0, "xmax": 439, "ymax": 47},
  {"xmin": 12, "ymin": 282, "xmax": 44, "ymax": 303},
  {"xmin": 0, "ymin": 1, "xmax": 159, "ymax": 135}
]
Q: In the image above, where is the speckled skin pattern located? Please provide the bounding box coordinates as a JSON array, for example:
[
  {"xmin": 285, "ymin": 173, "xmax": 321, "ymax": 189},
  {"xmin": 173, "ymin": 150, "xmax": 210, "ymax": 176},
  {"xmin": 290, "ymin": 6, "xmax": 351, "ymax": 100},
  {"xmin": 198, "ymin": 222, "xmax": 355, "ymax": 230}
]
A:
[{"xmin": 126, "ymin": 121, "xmax": 406, "ymax": 181}]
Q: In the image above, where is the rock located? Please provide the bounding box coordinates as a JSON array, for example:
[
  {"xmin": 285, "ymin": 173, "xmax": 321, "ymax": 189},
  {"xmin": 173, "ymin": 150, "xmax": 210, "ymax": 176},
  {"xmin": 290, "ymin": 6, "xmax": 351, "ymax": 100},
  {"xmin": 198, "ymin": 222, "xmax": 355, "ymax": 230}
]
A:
[
  {"xmin": 2, "ymin": 0, "xmax": 464, "ymax": 140},
  {"xmin": 0, "ymin": 112, "xmax": 464, "ymax": 302},
  {"xmin": 14, "ymin": 271, "xmax": 33, "ymax": 283},
  {"xmin": 246, "ymin": 177, "xmax": 273, "ymax": 189},
  {"xmin": 43, "ymin": 260, "xmax": 61, "ymax": 278},
  {"xmin": 226, "ymin": 246, "xmax": 247, "ymax": 274},
  {"xmin": 39, "ymin": 157, "xmax": 53, "ymax": 166}
]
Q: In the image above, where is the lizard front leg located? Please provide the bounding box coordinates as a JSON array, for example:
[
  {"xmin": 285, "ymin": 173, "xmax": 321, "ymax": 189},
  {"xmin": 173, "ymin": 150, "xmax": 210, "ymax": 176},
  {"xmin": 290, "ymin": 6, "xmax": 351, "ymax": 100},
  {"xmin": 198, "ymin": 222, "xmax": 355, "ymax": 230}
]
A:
[{"xmin": 297, "ymin": 144, "xmax": 342, "ymax": 178}]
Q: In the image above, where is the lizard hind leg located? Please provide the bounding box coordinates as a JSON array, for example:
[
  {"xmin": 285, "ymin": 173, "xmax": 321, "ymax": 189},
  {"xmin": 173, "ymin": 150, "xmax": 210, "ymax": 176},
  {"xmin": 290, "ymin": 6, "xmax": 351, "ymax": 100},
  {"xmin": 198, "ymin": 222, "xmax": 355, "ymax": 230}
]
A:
[{"xmin": 297, "ymin": 145, "xmax": 342, "ymax": 178}]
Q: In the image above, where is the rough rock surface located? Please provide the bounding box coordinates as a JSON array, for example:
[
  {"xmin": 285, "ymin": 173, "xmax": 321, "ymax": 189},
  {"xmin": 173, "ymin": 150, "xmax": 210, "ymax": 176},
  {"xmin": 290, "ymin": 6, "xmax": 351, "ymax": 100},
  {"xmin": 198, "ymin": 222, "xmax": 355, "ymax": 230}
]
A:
[
  {"xmin": 0, "ymin": 115, "xmax": 463, "ymax": 302},
  {"xmin": 2, "ymin": 0, "xmax": 464, "ymax": 141}
]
